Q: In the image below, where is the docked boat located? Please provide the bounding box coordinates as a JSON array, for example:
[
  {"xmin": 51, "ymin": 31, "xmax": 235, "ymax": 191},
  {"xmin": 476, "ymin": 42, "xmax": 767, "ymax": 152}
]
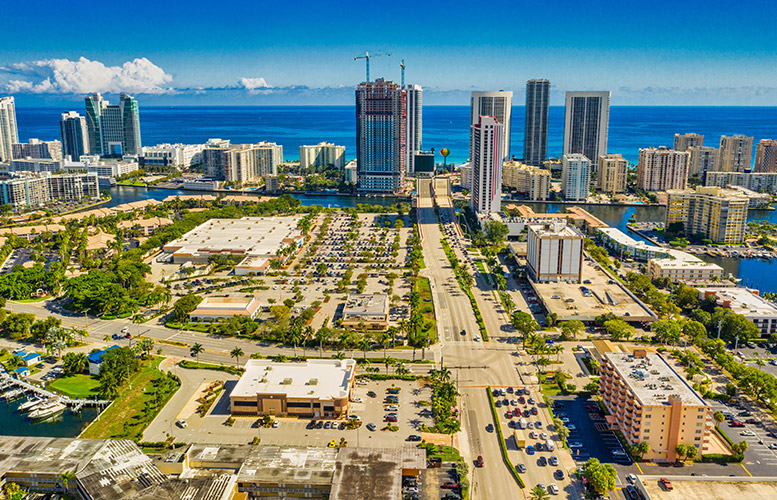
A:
[
  {"xmin": 18, "ymin": 397, "xmax": 43, "ymax": 412},
  {"xmin": 3, "ymin": 388, "xmax": 25, "ymax": 401},
  {"xmin": 29, "ymin": 400, "xmax": 65, "ymax": 420}
]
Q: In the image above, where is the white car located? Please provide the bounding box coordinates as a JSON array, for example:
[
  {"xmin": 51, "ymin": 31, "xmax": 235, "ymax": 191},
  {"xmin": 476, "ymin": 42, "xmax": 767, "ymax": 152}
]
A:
[
  {"xmin": 474, "ymin": 336, "xmax": 481, "ymax": 342},
  {"xmin": 567, "ymin": 424, "xmax": 576, "ymax": 431},
  {"xmin": 352, "ymin": 397, "xmax": 364, "ymax": 403},
  {"xmin": 741, "ymin": 430, "xmax": 756, "ymax": 437},
  {"xmin": 627, "ymin": 474, "xmax": 637, "ymax": 484},
  {"xmin": 569, "ymin": 442, "xmax": 583, "ymax": 448},
  {"xmin": 540, "ymin": 432, "xmax": 548, "ymax": 440},
  {"xmin": 272, "ymin": 420, "xmax": 280, "ymax": 428},
  {"xmin": 121, "ymin": 326, "xmax": 130, "ymax": 334},
  {"xmin": 548, "ymin": 483, "xmax": 560, "ymax": 495},
  {"xmin": 510, "ymin": 399, "xmax": 519, "ymax": 406},
  {"xmin": 176, "ymin": 419, "xmax": 188, "ymax": 428},
  {"xmin": 611, "ymin": 449, "xmax": 626, "ymax": 456},
  {"xmin": 529, "ymin": 431, "xmax": 539, "ymax": 439},
  {"xmin": 385, "ymin": 405, "xmax": 399, "ymax": 411}
]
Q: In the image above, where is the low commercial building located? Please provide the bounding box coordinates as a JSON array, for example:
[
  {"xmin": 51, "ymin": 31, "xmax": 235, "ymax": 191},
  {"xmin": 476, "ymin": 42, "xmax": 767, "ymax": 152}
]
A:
[
  {"xmin": 230, "ymin": 358, "xmax": 356, "ymax": 418},
  {"xmin": 189, "ymin": 296, "xmax": 262, "ymax": 323},
  {"xmin": 665, "ymin": 186, "xmax": 749, "ymax": 244},
  {"xmin": 599, "ymin": 350, "xmax": 714, "ymax": 462},
  {"xmin": 181, "ymin": 177, "xmax": 221, "ymax": 191},
  {"xmin": 88, "ymin": 345, "xmax": 119, "ymax": 375},
  {"xmin": 647, "ymin": 249, "xmax": 723, "ymax": 283},
  {"xmin": 116, "ymin": 217, "xmax": 173, "ymax": 236},
  {"xmin": 597, "ymin": 227, "xmax": 671, "ymax": 261},
  {"xmin": 162, "ymin": 216, "xmax": 304, "ymax": 265},
  {"xmin": 526, "ymin": 222, "xmax": 583, "ymax": 283},
  {"xmin": 300, "ymin": 142, "xmax": 346, "ymax": 170},
  {"xmin": 700, "ymin": 287, "xmax": 777, "ymax": 337},
  {"xmin": 341, "ymin": 294, "xmax": 390, "ymax": 329},
  {"xmin": 502, "ymin": 160, "xmax": 551, "ymax": 201},
  {"xmin": 727, "ymin": 185, "xmax": 771, "ymax": 208}
]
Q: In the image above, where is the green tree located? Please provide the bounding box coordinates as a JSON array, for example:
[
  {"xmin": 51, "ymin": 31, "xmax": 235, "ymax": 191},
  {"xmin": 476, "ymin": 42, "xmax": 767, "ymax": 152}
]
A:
[
  {"xmin": 713, "ymin": 410, "xmax": 725, "ymax": 426},
  {"xmin": 230, "ymin": 347, "xmax": 244, "ymax": 367},
  {"xmin": 173, "ymin": 294, "xmax": 203, "ymax": 322},
  {"xmin": 651, "ymin": 319, "xmax": 682, "ymax": 345},
  {"xmin": 529, "ymin": 485, "xmax": 550, "ymax": 500},
  {"xmin": 62, "ymin": 352, "xmax": 87, "ymax": 375},
  {"xmin": 604, "ymin": 319, "xmax": 635, "ymax": 341},
  {"xmin": 559, "ymin": 320, "xmax": 584, "ymax": 340},
  {"xmin": 190, "ymin": 343, "xmax": 204, "ymax": 364},
  {"xmin": 582, "ymin": 458, "xmax": 617, "ymax": 494},
  {"xmin": 685, "ymin": 445, "xmax": 698, "ymax": 461},
  {"xmin": 512, "ymin": 311, "xmax": 538, "ymax": 348}
]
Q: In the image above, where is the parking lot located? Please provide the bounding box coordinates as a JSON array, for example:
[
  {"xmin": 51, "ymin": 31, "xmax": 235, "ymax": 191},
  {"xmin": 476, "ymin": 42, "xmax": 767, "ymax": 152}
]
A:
[
  {"xmin": 707, "ymin": 398, "xmax": 777, "ymax": 472},
  {"xmin": 169, "ymin": 378, "xmax": 434, "ymax": 447},
  {"xmin": 550, "ymin": 394, "xmax": 631, "ymax": 467}
]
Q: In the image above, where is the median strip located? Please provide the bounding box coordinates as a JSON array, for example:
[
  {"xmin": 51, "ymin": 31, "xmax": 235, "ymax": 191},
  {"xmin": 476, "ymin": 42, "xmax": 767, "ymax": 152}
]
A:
[{"xmin": 486, "ymin": 386, "xmax": 526, "ymax": 488}]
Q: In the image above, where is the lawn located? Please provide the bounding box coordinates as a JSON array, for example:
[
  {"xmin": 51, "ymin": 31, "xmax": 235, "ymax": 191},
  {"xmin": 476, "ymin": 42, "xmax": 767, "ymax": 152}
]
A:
[
  {"xmin": 80, "ymin": 357, "xmax": 180, "ymax": 441},
  {"xmin": 415, "ymin": 277, "xmax": 437, "ymax": 343},
  {"xmin": 49, "ymin": 374, "xmax": 100, "ymax": 399}
]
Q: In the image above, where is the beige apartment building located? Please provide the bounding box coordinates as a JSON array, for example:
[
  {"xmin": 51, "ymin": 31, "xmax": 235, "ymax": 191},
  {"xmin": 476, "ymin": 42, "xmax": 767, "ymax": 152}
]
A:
[
  {"xmin": 665, "ymin": 186, "xmax": 748, "ymax": 244},
  {"xmin": 636, "ymin": 147, "xmax": 689, "ymax": 192},
  {"xmin": 501, "ymin": 160, "xmax": 551, "ymax": 201},
  {"xmin": 599, "ymin": 350, "xmax": 713, "ymax": 462},
  {"xmin": 647, "ymin": 250, "xmax": 723, "ymax": 283},
  {"xmin": 300, "ymin": 142, "xmax": 346, "ymax": 170},
  {"xmin": 202, "ymin": 142, "xmax": 283, "ymax": 184},
  {"xmin": 755, "ymin": 139, "xmax": 777, "ymax": 173},
  {"xmin": 688, "ymin": 146, "xmax": 720, "ymax": 177},
  {"xmin": 596, "ymin": 154, "xmax": 628, "ymax": 196},
  {"xmin": 673, "ymin": 133, "xmax": 703, "ymax": 152},
  {"xmin": 719, "ymin": 134, "xmax": 753, "ymax": 172}
]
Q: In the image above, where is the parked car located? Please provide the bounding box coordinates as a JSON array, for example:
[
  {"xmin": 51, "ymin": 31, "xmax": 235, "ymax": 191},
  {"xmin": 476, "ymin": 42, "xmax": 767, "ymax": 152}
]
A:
[
  {"xmin": 555, "ymin": 469, "xmax": 565, "ymax": 480},
  {"xmin": 474, "ymin": 456, "xmax": 484, "ymax": 467},
  {"xmin": 517, "ymin": 463, "xmax": 527, "ymax": 473},
  {"xmin": 569, "ymin": 442, "xmax": 583, "ymax": 448},
  {"xmin": 385, "ymin": 415, "xmax": 397, "ymax": 422},
  {"xmin": 549, "ymin": 456, "xmax": 559, "ymax": 466},
  {"xmin": 659, "ymin": 478, "xmax": 673, "ymax": 491},
  {"xmin": 441, "ymin": 482, "xmax": 459, "ymax": 489},
  {"xmin": 526, "ymin": 446, "xmax": 536, "ymax": 455},
  {"xmin": 548, "ymin": 483, "xmax": 560, "ymax": 495},
  {"xmin": 366, "ymin": 423, "xmax": 377, "ymax": 431},
  {"xmin": 486, "ymin": 424, "xmax": 494, "ymax": 433},
  {"xmin": 407, "ymin": 435, "xmax": 422, "ymax": 441}
]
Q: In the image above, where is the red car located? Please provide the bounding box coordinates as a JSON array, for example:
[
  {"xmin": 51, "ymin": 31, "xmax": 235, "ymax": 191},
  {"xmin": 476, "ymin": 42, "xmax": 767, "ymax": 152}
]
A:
[
  {"xmin": 385, "ymin": 415, "xmax": 397, "ymax": 422},
  {"xmin": 729, "ymin": 420, "xmax": 745, "ymax": 427},
  {"xmin": 586, "ymin": 404, "xmax": 598, "ymax": 410},
  {"xmin": 505, "ymin": 411, "xmax": 513, "ymax": 419},
  {"xmin": 513, "ymin": 409, "xmax": 520, "ymax": 417},
  {"xmin": 442, "ymin": 481, "xmax": 459, "ymax": 489},
  {"xmin": 518, "ymin": 396, "xmax": 526, "ymax": 405},
  {"xmin": 659, "ymin": 478, "xmax": 673, "ymax": 491},
  {"xmin": 475, "ymin": 456, "xmax": 484, "ymax": 467}
]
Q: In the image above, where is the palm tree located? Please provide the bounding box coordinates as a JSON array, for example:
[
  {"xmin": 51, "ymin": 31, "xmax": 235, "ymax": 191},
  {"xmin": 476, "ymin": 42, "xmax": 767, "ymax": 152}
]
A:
[
  {"xmin": 230, "ymin": 347, "xmax": 244, "ymax": 367},
  {"xmin": 190, "ymin": 343, "xmax": 204, "ymax": 364},
  {"xmin": 384, "ymin": 356, "xmax": 395, "ymax": 374},
  {"xmin": 57, "ymin": 471, "xmax": 76, "ymax": 492},
  {"xmin": 529, "ymin": 485, "xmax": 550, "ymax": 500},
  {"xmin": 98, "ymin": 376, "xmax": 121, "ymax": 399},
  {"xmin": 302, "ymin": 325, "xmax": 314, "ymax": 357},
  {"xmin": 315, "ymin": 326, "xmax": 332, "ymax": 358},
  {"xmin": 359, "ymin": 339, "xmax": 371, "ymax": 359},
  {"xmin": 333, "ymin": 351, "xmax": 346, "ymax": 360}
]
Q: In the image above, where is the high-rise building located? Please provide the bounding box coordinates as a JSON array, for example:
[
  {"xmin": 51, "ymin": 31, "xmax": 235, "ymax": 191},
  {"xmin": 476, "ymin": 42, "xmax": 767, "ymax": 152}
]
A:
[
  {"xmin": 355, "ymin": 79, "xmax": 406, "ymax": 193},
  {"xmin": 11, "ymin": 139, "xmax": 62, "ymax": 161},
  {"xmin": 597, "ymin": 154, "xmax": 628, "ymax": 196},
  {"xmin": 470, "ymin": 91, "xmax": 512, "ymax": 161},
  {"xmin": 563, "ymin": 91, "xmax": 610, "ymax": 167},
  {"xmin": 84, "ymin": 93, "xmax": 142, "ymax": 156},
  {"xmin": 59, "ymin": 112, "xmax": 89, "ymax": 160},
  {"xmin": 404, "ymin": 84, "xmax": 423, "ymax": 174},
  {"xmin": 202, "ymin": 142, "xmax": 282, "ymax": 183},
  {"xmin": 665, "ymin": 186, "xmax": 749, "ymax": 244},
  {"xmin": 718, "ymin": 135, "xmax": 753, "ymax": 173},
  {"xmin": 299, "ymin": 142, "xmax": 345, "ymax": 170},
  {"xmin": 524, "ymin": 79, "xmax": 550, "ymax": 166},
  {"xmin": 501, "ymin": 160, "xmax": 551, "ymax": 201},
  {"xmin": 254, "ymin": 141, "xmax": 283, "ymax": 177},
  {"xmin": 561, "ymin": 153, "xmax": 591, "ymax": 201},
  {"xmin": 470, "ymin": 115, "xmax": 503, "ymax": 214},
  {"xmin": 459, "ymin": 163, "xmax": 472, "ymax": 190},
  {"xmin": 754, "ymin": 139, "xmax": 777, "ymax": 173},
  {"xmin": 0, "ymin": 96, "xmax": 19, "ymax": 163},
  {"xmin": 688, "ymin": 146, "xmax": 720, "ymax": 178},
  {"xmin": 526, "ymin": 222, "xmax": 583, "ymax": 283},
  {"xmin": 599, "ymin": 350, "xmax": 713, "ymax": 462},
  {"xmin": 636, "ymin": 147, "xmax": 689, "ymax": 192},
  {"xmin": 0, "ymin": 172, "xmax": 99, "ymax": 209},
  {"xmin": 673, "ymin": 133, "xmax": 704, "ymax": 152}
]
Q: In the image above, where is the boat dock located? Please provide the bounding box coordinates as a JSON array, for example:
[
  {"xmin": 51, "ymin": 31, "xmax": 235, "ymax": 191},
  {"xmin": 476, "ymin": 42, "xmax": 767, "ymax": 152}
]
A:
[{"xmin": 0, "ymin": 374, "xmax": 112, "ymax": 409}]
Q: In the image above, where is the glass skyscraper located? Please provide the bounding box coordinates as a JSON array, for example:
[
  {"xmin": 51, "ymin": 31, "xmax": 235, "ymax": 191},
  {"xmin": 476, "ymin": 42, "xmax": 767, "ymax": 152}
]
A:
[
  {"xmin": 85, "ymin": 93, "xmax": 142, "ymax": 156},
  {"xmin": 523, "ymin": 79, "xmax": 550, "ymax": 166}
]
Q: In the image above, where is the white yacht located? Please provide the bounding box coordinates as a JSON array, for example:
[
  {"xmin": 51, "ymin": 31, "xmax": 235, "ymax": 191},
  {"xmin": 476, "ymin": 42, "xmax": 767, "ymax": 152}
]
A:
[{"xmin": 29, "ymin": 400, "xmax": 66, "ymax": 420}]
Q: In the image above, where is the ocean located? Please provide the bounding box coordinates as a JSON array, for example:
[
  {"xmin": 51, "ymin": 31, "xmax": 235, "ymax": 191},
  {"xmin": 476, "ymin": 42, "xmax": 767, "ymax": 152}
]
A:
[{"xmin": 15, "ymin": 105, "xmax": 777, "ymax": 166}]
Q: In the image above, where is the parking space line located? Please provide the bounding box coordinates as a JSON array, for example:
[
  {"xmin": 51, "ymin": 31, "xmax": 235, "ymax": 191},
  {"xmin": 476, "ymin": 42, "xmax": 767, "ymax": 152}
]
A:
[{"xmin": 741, "ymin": 463, "xmax": 753, "ymax": 477}]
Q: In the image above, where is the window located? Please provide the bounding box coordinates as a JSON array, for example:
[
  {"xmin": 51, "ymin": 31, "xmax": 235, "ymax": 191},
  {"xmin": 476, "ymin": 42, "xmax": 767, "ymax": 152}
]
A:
[
  {"xmin": 287, "ymin": 402, "xmax": 311, "ymax": 408},
  {"xmin": 233, "ymin": 400, "xmax": 256, "ymax": 407}
]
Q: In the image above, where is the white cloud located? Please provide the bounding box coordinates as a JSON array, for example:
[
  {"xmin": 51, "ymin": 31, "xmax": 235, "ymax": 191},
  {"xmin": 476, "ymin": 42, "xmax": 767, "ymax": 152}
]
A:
[
  {"xmin": 0, "ymin": 57, "xmax": 173, "ymax": 94},
  {"xmin": 237, "ymin": 77, "xmax": 270, "ymax": 90}
]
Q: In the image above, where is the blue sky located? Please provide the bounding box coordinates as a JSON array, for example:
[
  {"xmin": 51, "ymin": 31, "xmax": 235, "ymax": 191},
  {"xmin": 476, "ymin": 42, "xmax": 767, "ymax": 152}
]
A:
[{"xmin": 2, "ymin": 0, "xmax": 777, "ymax": 105}]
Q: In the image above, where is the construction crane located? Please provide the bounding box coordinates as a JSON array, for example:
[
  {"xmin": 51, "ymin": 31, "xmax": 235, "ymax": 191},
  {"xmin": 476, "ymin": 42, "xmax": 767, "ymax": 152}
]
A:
[
  {"xmin": 400, "ymin": 59, "xmax": 405, "ymax": 87},
  {"xmin": 354, "ymin": 51, "xmax": 391, "ymax": 82}
]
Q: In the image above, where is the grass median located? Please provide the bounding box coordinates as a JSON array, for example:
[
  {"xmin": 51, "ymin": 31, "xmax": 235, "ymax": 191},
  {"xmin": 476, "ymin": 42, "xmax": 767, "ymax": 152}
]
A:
[{"xmin": 486, "ymin": 387, "xmax": 526, "ymax": 489}]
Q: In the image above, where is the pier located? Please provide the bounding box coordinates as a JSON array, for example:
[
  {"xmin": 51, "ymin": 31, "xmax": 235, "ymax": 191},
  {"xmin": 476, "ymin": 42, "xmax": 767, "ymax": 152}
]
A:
[{"xmin": 0, "ymin": 374, "xmax": 112, "ymax": 409}]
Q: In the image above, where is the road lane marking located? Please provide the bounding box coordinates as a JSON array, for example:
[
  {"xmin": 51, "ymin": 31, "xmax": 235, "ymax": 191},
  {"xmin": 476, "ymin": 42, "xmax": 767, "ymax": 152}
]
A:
[{"xmin": 741, "ymin": 463, "xmax": 753, "ymax": 477}]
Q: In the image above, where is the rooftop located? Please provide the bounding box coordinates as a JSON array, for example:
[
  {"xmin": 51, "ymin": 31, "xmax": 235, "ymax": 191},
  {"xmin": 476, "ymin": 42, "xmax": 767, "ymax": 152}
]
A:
[
  {"xmin": 187, "ymin": 444, "xmax": 251, "ymax": 468},
  {"xmin": 191, "ymin": 297, "xmax": 262, "ymax": 317},
  {"xmin": 649, "ymin": 249, "xmax": 724, "ymax": 271},
  {"xmin": 329, "ymin": 447, "xmax": 426, "ymax": 500},
  {"xmin": 237, "ymin": 445, "xmax": 337, "ymax": 486},
  {"xmin": 88, "ymin": 345, "xmax": 119, "ymax": 364},
  {"xmin": 703, "ymin": 287, "xmax": 777, "ymax": 317},
  {"xmin": 605, "ymin": 352, "xmax": 708, "ymax": 407},
  {"xmin": 163, "ymin": 216, "xmax": 303, "ymax": 259},
  {"xmin": 638, "ymin": 475, "xmax": 777, "ymax": 500},
  {"xmin": 343, "ymin": 294, "xmax": 389, "ymax": 317},
  {"xmin": 126, "ymin": 474, "xmax": 237, "ymax": 500},
  {"xmin": 231, "ymin": 359, "xmax": 356, "ymax": 400},
  {"xmin": 529, "ymin": 221, "xmax": 582, "ymax": 238}
]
